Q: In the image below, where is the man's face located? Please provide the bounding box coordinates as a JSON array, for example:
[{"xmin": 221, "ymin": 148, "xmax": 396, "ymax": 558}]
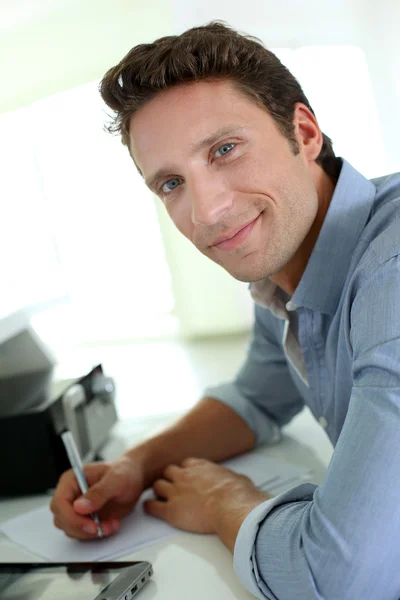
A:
[{"xmin": 130, "ymin": 79, "xmax": 320, "ymax": 282}]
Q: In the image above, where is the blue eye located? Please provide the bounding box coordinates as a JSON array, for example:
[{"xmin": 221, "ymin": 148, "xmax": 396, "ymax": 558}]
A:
[
  {"xmin": 214, "ymin": 142, "xmax": 235, "ymax": 158},
  {"xmin": 162, "ymin": 177, "xmax": 181, "ymax": 194}
]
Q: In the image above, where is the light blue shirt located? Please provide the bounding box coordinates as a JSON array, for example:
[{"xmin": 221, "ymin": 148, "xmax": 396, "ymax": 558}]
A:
[{"xmin": 205, "ymin": 159, "xmax": 400, "ymax": 600}]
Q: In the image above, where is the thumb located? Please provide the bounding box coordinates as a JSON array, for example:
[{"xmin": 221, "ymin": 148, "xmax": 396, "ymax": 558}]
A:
[{"xmin": 73, "ymin": 476, "xmax": 114, "ymax": 514}]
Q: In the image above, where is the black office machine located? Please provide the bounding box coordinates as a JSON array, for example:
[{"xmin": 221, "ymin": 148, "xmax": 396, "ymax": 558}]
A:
[{"xmin": 0, "ymin": 322, "xmax": 118, "ymax": 495}]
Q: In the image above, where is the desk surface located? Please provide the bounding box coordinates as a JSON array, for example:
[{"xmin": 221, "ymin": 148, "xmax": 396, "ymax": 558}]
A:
[{"xmin": 0, "ymin": 407, "xmax": 333, "ymax": 599}]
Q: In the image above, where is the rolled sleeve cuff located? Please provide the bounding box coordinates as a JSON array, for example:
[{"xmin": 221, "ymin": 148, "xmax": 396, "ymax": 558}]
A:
[
  {"xmin": 233, "ymin": 483, "xmax": 317, "ymax": 599},
  {"xmin": 203, "ymin": 381, "xmax": 282, "ymax": 446}
]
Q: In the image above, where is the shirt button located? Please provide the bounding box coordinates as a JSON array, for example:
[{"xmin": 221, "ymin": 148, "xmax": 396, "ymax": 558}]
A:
[
  {"xmin": 286, "ymin": 301, "xmax": 298, "ymax": 311},
  {"xmin": 319, "ymin": 416, "xmax": 328, "ymax": 429}
]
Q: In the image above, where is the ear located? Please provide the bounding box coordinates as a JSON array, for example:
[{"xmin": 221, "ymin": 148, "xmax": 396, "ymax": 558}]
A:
[{"xmin": 293, "ymin": 102, "xmax": 323, "ymax": 163}]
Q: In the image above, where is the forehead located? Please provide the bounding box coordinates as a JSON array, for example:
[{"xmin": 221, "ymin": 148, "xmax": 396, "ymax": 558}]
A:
[{"xmin": 129, "ymin": 79, "xmax": 270, "ymax": 173}]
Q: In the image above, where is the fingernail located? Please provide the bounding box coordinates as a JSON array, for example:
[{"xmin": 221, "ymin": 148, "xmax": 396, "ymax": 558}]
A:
[
  {"xmin": 75, "ymin": 498, "xmax": 93, "ymax": 509},
  {"xmin": 82, "ymin": 523, "xmax": 96, "ymax": 534}
]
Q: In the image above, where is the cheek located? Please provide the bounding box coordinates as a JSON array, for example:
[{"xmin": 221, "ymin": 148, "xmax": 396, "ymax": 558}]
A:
[
  {"xmin": 233, "ymin": 160, "xmax": 284, "ymax": 203},
  {"xmin": 166, "ymin": 202, "xmax": 194, "ymax": 240}
]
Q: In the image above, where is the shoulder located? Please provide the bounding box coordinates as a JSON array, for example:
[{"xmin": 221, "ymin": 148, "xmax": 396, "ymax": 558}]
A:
[
  {"xmin": 365, "ymin": 172, "xmax": 400, "ymax": 263},
  {"xmin": 354, "ymin": 172, "xmax": 400, "ymax": 278}
]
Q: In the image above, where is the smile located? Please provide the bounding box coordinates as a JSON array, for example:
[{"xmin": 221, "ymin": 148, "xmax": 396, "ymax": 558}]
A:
[{"xmin": 213, "ymin": 216, "xmax": 260, "ymax": 251}]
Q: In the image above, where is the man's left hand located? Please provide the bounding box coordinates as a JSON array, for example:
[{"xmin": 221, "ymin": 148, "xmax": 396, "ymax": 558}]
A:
[{"xmin": 144, "ymin": 457, "xmax": 271, "ymax": 551}]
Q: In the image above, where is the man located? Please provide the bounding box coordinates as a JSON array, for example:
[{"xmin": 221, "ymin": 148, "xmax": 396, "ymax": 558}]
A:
[{"xmin": 50, "ymin": 21, "xmax": 400, "ymax": 600}]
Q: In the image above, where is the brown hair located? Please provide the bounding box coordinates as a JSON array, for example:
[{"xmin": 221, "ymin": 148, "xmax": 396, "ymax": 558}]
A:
[{"xmin": 100, "ymin": 21, "xmax": 339, "ymax": 180}]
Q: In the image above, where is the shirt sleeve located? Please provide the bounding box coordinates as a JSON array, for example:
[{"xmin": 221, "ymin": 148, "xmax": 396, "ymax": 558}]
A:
[
  {"xmin": 203, "ymin": 304, "xmax": 305, "ymax": 445},
  {"xmin": 233, "ymin": 254, "xmax": 400, "ymax": 600}
]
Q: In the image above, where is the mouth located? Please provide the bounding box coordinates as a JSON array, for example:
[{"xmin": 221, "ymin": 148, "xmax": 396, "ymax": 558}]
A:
[{"xmin": 212, "ymin": 215, "xmax": 260, "ymax": 251}]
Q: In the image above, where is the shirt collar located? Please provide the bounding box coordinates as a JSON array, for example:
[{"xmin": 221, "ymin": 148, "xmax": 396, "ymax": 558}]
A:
[{"xmin": 250, "ymin": 159, "xmax": 376, "ymax": 316}]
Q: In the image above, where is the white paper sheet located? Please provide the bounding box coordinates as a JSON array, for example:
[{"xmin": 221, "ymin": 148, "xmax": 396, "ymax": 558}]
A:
[{"xmin": 0, "ymin": 453, "xmax": 310, "ymax": 562}]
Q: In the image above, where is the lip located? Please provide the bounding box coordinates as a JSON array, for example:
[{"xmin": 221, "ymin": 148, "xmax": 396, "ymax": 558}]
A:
[{"xmin": 212, "ymin": 216, "xmax": 259, "ymax": 251}]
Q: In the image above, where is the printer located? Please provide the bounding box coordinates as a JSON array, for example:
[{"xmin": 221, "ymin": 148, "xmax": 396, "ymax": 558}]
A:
[{"xmin": 0, "ymin": 318, "xmax": 118, "ymax": 495}]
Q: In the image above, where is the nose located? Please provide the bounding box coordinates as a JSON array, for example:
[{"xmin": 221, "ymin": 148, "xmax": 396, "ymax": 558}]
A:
[{"xmin": 190, "ymin": 170, "xmax": 233, "ymax": 226}]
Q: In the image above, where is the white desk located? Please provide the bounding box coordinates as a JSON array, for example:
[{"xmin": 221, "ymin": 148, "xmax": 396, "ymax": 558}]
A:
[{"xmin": 0, "ymin": 407, "xmax": 333, "ymax": 599}]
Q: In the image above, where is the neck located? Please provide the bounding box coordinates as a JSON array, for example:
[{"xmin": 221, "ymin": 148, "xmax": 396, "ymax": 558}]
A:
[{"xmin": 270, "ymin": 164, "xmax": 336, "ymax": 296}]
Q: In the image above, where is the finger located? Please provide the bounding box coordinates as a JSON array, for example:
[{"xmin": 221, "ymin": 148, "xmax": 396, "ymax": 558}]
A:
[
  {"xmin": 163, "ymin": 464, "xmax": 181, "ymax": 481},
  {"xmin": 144, "ymin": 500, "xmax": 170, "ymax": 522},
  {"xmin": 50, "ymin": 470, "xmax": 82, "ymax": 516},
  {"xmin": 50, "ymin": 492, "xmax": 99, "ymax": 534},
  {"xmin": 152, "ymin": 478, "xmax": 173, "ymax": 499},
  {"xmin": 54, "ymin": 463, "xmax": 109, "ymax": 503},
  {"xmin": 73, "ymin": 475, "xmax": 116, "ymax": 514},
  {"xmin": 54, "ymin": 513, "xmax": 120, "ymax": 540},
  {"xmin": 51, "ymin": 463, "xmax": 110, "ymax": 519},
  {"xmin": 51, "ymin": 496, "xmax": 120, "ymax": 540},
  {"xmin": 52, "ymin": 512, "xmax": 96, "ymax": 540},
  {"xmin": 181, "ymin": 457, "xmax": 206, "ymax": 467},
  {"xmin": 50, "ymin": 465, "xmax": 124, "ymax": 540},
  {"xmin": 79, "ymin": 517, "xmax": 120, "ymax": 539},
  {"xmin": 53, "ymin": 488, "xmax": 129, "ymax": 536}
]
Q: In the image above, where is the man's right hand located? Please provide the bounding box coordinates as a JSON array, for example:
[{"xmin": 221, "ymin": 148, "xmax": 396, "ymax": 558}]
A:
[
  {"xmin": 49, "ymin": 397, "xmax": 256, "ymax": 541},
  {"xmin": 50, "ymin": 455, "xmax": 145, "ymax": 540}
]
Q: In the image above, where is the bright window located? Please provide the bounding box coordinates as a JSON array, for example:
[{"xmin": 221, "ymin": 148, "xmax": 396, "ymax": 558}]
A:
[
  {"xmin": 273, "ymin": 46, "xmax": 388, "ymax": 179},
  {"xmin": 1, "ymin": 82, "xmax": 176, "ymax": 343}
]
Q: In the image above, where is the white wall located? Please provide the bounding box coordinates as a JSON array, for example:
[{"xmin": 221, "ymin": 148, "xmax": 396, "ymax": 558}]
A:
[
  {"xmin": 361, "ymin": 1, "xmax": 400, "ymax": 173},
  {"xmin": 0, "ymin": 0, "xmax": 172, "ymax": 112},
  {"xmin": 172, "ymin": 0, "xmax": 367, "ymax": 46}
]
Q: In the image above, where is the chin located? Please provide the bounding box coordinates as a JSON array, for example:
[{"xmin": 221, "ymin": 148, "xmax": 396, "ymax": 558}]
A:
[
  {"xmin": 224, "ymin": 265, "xmax": 272, "ymax": 284},
  {"xmin": 223, "ymin": 252, "xmax": 286, "ymax": 283}
]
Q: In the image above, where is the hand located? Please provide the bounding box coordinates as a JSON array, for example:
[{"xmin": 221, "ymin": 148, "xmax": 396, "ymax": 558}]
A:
[
  {"xmin": 144, "ymin": 457, "xmax": 270, "ymax": 540},
  {"xmin": 50, "ymin": 455, "xmax": 145, "ymax": 540}
]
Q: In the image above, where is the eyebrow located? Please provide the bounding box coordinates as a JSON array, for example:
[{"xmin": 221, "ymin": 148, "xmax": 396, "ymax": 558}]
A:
[{"xmin": 145, "ymin": 124, "xmax": 245, "ymax": 191}]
